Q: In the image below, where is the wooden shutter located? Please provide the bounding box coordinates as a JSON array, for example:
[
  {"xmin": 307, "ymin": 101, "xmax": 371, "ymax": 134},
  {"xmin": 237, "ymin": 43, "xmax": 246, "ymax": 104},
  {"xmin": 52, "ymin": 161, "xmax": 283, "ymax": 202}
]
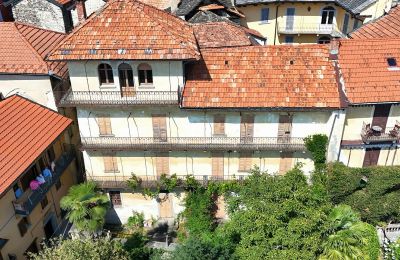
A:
[
  {"xmin": 109, "ymin": 191, "xmax": 122, "ymax": 206},
  {"xmin": 152, "ymin": 114, "xmax": 167, "ymax": 142},
  {"xmin": 363, "ymin": 148, "xmax": 380, "ymax": 167},
  {"xmin": 278, "ymin": 114, "xmax": 292, "ymax": 143},
  {"xmin": 98, "ymin": 115, "xmax": 112, "ymax": 136},
  {"xmin": 103, "ymin": 154, "xmax": 118, "ymax": 172},
  {"xmin": 279, "ymin": 152, "xmax": 293, "ymax": 174},
  {"xmin": 372, "ymin": 104, "xmax": 391, "ymax": 131},
  {"xmin": 213, "ymin": 114, "xmax": 225, "ymax": 136},
  {"xmin": 159, "ymin": 193, "xmax": 173, "ymax": 218},
  {"xmin": 155, "ymin": 152, "xmax": 169, "ymax": 176},
  {"xmin": 211, "ymin": 152, "xmax": 224, "ymax": 178},
  {"xmin": 238, "ymin": 152, "xmax": 253, "ymax": 172},
  {"xmin": 240, "ymin": 114, "xmax": 254, "ymax": 142}
]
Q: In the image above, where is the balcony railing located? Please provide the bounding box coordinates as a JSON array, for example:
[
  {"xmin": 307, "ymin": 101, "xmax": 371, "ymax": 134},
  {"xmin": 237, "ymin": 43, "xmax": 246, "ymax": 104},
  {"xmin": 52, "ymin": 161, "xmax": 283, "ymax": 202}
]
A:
[
  {"xmin": 13, "ymin": 145, "xmax": 76, "ymax": 216},
  {"xmin": 81, "ymin": 136, "xmax": 306, "ymax": 151},
  {"xmin": 361, "ymin": 121, "xmax": 400, "ymax": 144},
  {"xmin": 55, "ymin": 88, "xmax": 179, "ymax": 107},
  {"xmin": 87, "ymin": 174, "xmax": 248, "ymax": 189},
  {"xmin": 277, "ymin": 22, "xmax": 343, "ymax": 36}
]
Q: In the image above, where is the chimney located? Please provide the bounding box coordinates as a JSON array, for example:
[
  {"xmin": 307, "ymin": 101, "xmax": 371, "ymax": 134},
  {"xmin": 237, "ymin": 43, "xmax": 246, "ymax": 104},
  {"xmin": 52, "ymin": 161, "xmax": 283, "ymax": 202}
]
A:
[
  {"xmin": 76, "ymin": 0, "xmax": 87, "ymax": 23},
  {"xmin": 329, "ymin": 37, "xmax": 340, "ymax": 60}
]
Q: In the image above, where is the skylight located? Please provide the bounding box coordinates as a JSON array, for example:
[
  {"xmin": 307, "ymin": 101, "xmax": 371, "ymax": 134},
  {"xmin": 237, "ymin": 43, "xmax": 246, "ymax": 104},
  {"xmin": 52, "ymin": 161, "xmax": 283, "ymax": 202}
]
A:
[{"xmin": 387, "ymin": 57, "xmax": 397, "ymax": 67}]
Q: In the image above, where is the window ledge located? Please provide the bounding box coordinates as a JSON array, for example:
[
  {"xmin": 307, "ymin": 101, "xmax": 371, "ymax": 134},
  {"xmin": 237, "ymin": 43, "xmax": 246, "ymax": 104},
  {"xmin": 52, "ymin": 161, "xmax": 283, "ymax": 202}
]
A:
[
  {"xmin": 259, "ymin": 21, "xmax": 270, "ymax": 24},
  {"xmin": 99, "ymin": 134, "xmax": 115, "ymax": 137},
  {"xmin": 138, "ymin": 84, "xmax": 155, "ymax": 89},
  {"xmin": 104, "ymin": 170, "xmax": 120, "ymax": 173},
  {"xmin": 99, "ymin": 84, "xmax": 116, "ymax": 90}
]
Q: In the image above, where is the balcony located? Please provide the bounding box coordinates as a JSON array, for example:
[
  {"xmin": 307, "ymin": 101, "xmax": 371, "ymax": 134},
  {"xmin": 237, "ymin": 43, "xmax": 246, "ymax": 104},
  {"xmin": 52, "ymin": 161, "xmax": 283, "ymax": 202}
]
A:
[
  {"xmin": 81, "ymin": 136, "xmax": 306, "ymax": 151},
  {"xmin": 13, "ymin": 145, "xmax": 76, "ymax": 216},
  {"xmin": 55, "ymin": 88, "xmax": 179, "ymax": 107},
  {"xmin": 277, "ymin": 22, "xmax": 343, "ymax": 36},
  {"xmin": 87, "ymin": 174, "xmax": 248, "ymax": 189},
  {"xmin": 361, "ymin": 122, "xmax": 400, "ymax": 144}
]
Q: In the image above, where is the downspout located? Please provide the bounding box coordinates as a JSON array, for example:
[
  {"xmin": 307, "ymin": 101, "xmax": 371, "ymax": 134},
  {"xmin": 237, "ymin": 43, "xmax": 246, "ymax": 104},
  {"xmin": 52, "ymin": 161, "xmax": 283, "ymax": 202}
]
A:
[{"xmin": 273, "ymin": 3, "xmax": 280, "ymax": 45}]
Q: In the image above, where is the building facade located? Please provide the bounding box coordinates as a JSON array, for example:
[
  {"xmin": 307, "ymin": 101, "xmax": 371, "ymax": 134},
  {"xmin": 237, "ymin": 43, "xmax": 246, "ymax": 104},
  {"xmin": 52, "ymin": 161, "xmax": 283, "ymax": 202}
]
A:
[{"xmin": 0, "ymin": 96, "xmax": 78, "ymax": 259}]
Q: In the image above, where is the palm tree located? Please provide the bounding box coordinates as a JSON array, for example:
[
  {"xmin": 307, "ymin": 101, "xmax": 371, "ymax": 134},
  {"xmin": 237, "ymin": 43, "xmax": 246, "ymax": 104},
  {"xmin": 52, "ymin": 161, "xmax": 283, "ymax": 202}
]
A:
[{"xmin": 61, "ymin": 182, "xmax": 110, "ymax": 232}]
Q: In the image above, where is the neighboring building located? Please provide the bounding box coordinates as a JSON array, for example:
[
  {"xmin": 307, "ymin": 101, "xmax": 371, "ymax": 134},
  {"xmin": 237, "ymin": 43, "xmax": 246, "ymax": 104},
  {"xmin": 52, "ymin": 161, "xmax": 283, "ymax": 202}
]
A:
[
  {"xmin": 350, "ymin": 4, "xmax": 400, "ymax": 38},
  {"xmin": 0, "ymin": 0, "xmax": 13, "ymax": 21},
  {"xmin": 140, "ymin": 0, "xmax": 180, "ymax": 11},
  {"xmin": 236, "ymin": 0, "xmax": 392, "ymax": 45},
  {"xmin": 0, "ymin": 95, "xmax": 79, "ymax": 259},
  {"xmin": 0, "ymin": 22, "xmax": 67, "ymax": 111},
  {"xmin": 338, "ymin": 38, "xmax": 400, "ymax": 167},
  {"xmin": 48, "ymin": 0, "xmax": 347, "ymax": 223},
  {"xmin": 3, "ymin": 0, "xmax": 105, "ymax": 33}
]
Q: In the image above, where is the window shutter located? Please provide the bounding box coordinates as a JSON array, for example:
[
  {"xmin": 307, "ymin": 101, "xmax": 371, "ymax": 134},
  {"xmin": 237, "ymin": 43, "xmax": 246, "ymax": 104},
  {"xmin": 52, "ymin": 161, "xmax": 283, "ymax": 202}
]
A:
[
  {"xmin": 261, "ymin": 8, "xmax": 269, "ymax": 22},
  {"xmin": 109, "ymin": 191, "xmax": 122, "ymax": 206},
  {"xmin": 240, "ymin": 114, "xmax": 254, "ymax": 142},
  {"xmin": 239, "ymin": 152, "xmax": 253, "ymax": 172},
  {"xmin": 155, "ymin": 152, "xmax": 169, "ymax": 176},
  {"xmin": 279, "ymin": 152, "xmax": 293, "ymax": 174},
  {"xmin": 152, "ymin": 114, "xmax": 167, "ymax": 141},
  {"xmin": 98, "ymin": 115, "xmax": 112, "ymax": 135},
  {"xmin": 103, "ymin": 154, "xmax": 118, "ymax": 172},
  {"xmin": 278, "ymin": 114, "xmax": 292, "ymax": 142},
  {"xmin": 211, "ymin": 152, "xmax": 224, "ymax": 177},
  {"xmin": 213, "ymin": 114, "xmax": 225, "ymax": 135},
  {"xmin": 342, "ymin": 13, "xmax": 349, "ymax": 34}
]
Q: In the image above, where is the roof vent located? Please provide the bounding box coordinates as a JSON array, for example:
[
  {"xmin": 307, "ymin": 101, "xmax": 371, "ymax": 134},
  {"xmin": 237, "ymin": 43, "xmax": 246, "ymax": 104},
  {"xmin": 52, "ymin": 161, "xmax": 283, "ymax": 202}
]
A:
[
  {"xmin": 387, "ymin": 57, "xmax": 397, "ymax": 67},
  {"xmin": 117, "ymin": 49, "xmax": 126, "ymax": 55},
  {"xmin": 290, "ymin": 60, "xmax": 294, "ymax": 65},
  {"xmin": 225, "ymin": 60, "xmax": 229, "ymax": 65},
  {"xmin": 60, "ymin": 49, "xmax": 71, "ymax": 55},
  {"xmin": 144, "ymin": 48, "xmax": 153, "ymax": 55},
  {"xmin": 95, "ymin": 40, "xmax": 100, "ymax": 45},
  {"xmin": 89, "ymin": 49, "xmax": 97, "ymax": 55}
]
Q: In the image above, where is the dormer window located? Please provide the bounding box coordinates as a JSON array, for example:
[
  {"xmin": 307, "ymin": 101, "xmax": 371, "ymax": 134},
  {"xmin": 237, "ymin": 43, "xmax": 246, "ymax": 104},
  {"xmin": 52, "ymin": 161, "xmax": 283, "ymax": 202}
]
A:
[
  {"xmin": 138, "ymin": 63, "xmax": 153, "ymax": 85},
  {"xmin": 387, "ymin": 57, "xmax": 397, "ymax": 67},
  {"xmin": 98, "ymin": 63, "xmax": 114, "ymax": 85},
  {"xmin": 321, "ymin": 7, "xmax": 335, "ymax": 25}
]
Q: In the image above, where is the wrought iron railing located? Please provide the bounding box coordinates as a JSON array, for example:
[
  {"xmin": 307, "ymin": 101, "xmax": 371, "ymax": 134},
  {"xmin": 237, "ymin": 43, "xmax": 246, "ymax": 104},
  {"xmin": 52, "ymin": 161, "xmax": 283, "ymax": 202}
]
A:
[
  {"xmin": 361, "ymin": 121, "xmax": 400, "ymax": 144},
  {"xmin": 81, "ymin": 136, "xmax": 306, "ymax": 151},
  {"xmin": 87, "ymin": 174, "xmax": 248, "ymax": 189},
  {"xmin": 277, "ymin": 22, "xmax": 343, "ymax": 36},
  {"xmin": 55, "ymin": 89, "xmax": 179, "ymax": 107},
  {"xmin": 13, "ymin": 145, "xmax": 76, "ymax": 216}
]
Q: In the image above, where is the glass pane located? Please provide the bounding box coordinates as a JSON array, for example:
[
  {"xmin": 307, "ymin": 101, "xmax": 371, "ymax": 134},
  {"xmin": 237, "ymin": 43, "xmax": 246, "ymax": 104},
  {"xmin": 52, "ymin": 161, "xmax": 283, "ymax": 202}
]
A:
[
  {"xmin": 107, "ymin": 68, "xmax": 114, "ymax": 83},
  {"xmin": 119, "ymin": 70, "xmax": 126, "ymax": 87},
  {"xmin": 146, "ymin": 70, "xmax": 153, "ymax": 83},
  {"xmin": 127, "ymin": 70, "xmax": 134, "ymax": 87},
  {"xmin": 328, "ymin": 11, "xmax": 334, "ymax": 24},
  {"xmin": 321, "ymin": 11, "xmax": 327, "ymax": 24},
  {"xmin": 138, "ymin": 70, "xmax": 145, "ymax": 84}
]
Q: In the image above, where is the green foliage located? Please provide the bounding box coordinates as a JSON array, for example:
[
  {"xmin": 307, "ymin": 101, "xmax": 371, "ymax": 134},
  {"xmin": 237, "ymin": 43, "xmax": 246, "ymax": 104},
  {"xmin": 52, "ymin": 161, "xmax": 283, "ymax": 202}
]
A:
[
  {"xmin": 60, "ymin": 182, "xmax": 110, "ymax": 232},
  {"xmin": 126, "ymin": 174, "xmax": 142, "ymax": 191},
  {"xmin": 326, "ymin": 162, "xmax": 400, "ymax": 224},
  {"xmin": 387, "ymin": 239, "xmax": 400, "ymax": 259},
  {"xmin": 158, "ymin": 173, "xmax": 180, "ymax": 192},
  {"xmin": 221, "ymin": 166, "xmax": 332, "ymax": 260},
  {"xmin": 125, "ymin": 211, "xmax": 145, "ymax": 232},
  {"xmin": 183, "ymin": 174, "xmax": 201, "ymax": 191},
  {"xmin": 123, "ymin": 232, "xmax": 157, "ymax": 260},
  {"xmin": 142, "ymin": 188, "xmax": 159, "ymax": 199},
  {"xmin": 29, "ymin": 236, "xmax": 129, "ymax": 260},
  {"xmin": 304, "ymin": 134, "xmax": 328, "ymax": 169}
]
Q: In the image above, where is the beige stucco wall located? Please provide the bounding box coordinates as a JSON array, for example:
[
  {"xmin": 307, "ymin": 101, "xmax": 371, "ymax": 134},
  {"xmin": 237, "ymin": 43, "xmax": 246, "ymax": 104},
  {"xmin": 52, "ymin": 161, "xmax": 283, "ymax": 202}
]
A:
[
  {"xmin": 0, "ymin": 74, "xmax": 56, "ymax": 110},
  {"xmin": 238, "ymin": 3, "xmax": 358, "ymax": 45},
  {"xmin": 360, "ymin": 0, "xmax": 392, "ymax": 23},
  {"xmin": 68, "ymin": 60, "xmax": 184, "ymax": 92},
  {"xmin": 342, "ymin": 106, "xmax": 374, "ymax": 140},
  {"xmin": 0, "ymin": 139, "xmax": 78, "ymax": 259}
]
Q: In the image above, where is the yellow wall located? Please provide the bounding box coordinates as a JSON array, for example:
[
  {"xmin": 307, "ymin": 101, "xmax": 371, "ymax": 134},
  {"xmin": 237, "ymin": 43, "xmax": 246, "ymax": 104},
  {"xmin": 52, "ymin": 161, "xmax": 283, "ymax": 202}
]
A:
[{"xmin": 0, "ymin": 138, "xmax": 78, "ymax": 259}]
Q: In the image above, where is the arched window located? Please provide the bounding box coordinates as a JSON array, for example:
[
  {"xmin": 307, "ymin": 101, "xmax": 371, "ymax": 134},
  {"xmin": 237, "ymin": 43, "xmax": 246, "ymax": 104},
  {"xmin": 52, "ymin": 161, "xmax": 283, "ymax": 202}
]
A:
[
  {"xmin": 118, "ymin": 63, "xmax": 134, "ymax": 88},
  {"xmin": 98, "ymin": 63, "xmax": 114, "ymax": 85},
  {"xmin": 321, "ymin": 7, "xmax": 335, "ymax": 25},
  {"xmin": 318, "ymin": 36, "xmax": 331, "ymax": 44},
  {"xmin": 138, "ymin": 63, "xmax": 153, "ymax": 85}
]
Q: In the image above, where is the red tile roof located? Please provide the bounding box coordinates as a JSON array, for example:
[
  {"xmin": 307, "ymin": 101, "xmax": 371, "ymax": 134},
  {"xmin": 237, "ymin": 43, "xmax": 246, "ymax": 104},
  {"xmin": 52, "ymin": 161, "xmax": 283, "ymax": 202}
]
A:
[
  {"xmin": 350, "ymin": 6, "xmax": 400, "ymax": 39},
  {"xmin": 0, "ymin": 95, "xmax": 72, "ymax": 195},
  {"xmin": 0, "ymin": 22, "xmax": 68, "ymax": 78},
  {"xmin": 48, "ymin": 0, "xmax": 199, "ymax": 61},
  {"xmin": 338, "ymin": 38, "xmax": 400, "ymax": 104},
  {"xmin": 193, "ymin": 22, "xmax": 253, "ymax": 48},
  {"xmin": 182, "ymin": 45, "xmax": 341, "ymax": 108},
  {"xmin": 139, "ymin": 0, "xmax": 175, "ymax": 9}
]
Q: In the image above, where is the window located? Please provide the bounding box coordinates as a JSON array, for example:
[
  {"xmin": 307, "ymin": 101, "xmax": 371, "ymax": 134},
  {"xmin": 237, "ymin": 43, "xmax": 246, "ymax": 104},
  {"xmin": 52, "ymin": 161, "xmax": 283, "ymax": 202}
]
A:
[
  {"xmin": 118, "ymin": 63, "xmax": 134, "ymax": 88},
  {"xmin": 47, "ymin": 146, "xmax": 56, "ymax": 162},
  {"xmin": 103, "ymin": 154, "xmax": 118, "ymax": 173},
  {"xmin": 285, "ymin": 36, "xmax": 294, "ymax": 44},
  {"xmin": 353, "ymin": 19, "xmax": 359, "ymax": 30},
  {"xmin": 239, "ymin": 152, "xmax": 253, "ymax": 172},
  {"xmin": 98, "ymin": 63, "xmax": 114, "ymax": 85},
  {"xmin": 213, "ymin": 114, "xmax": 225, "ymax": 136},
  {"xmin": 387, "ymin": 57, "xmax": 397, "ymax": 67},
  {"xmin": 342, "ymin": 13, "xmax": 349, "ymax": 34},
  {"xmin": 109, "ymin": 191, "xmax": 122, "ymax": 207},
  {"xmin": 55, "ymin": 179, "xmax": 62, "ymax": 190},
  {"xmin": 138, "ymin": 63, "xmax": 153, "ymax": 85},
  {"xmin": 318, "ymin": 36, "xmax": 331, "ymax": 44},
  {"xmin": 260, "ymin": 8, "xmax": 269, "ymax": 23},
  {"xmin": 97, "ymin": 114, "xmax": 113, "ymax": 136},
  {"xmin": 321, "ymin": 6, "xmax": 335, "ymax": 24},
  {"xmin": 18, "ymin": 217, "xmax": 30, "ymax": 237},
  {"xmin": 41, "ymin": 195, "xmax": 49, "ymax": 209},
  {"xmin": 13, "ymin": 184, "xmax": 23, "ymax": 199}
]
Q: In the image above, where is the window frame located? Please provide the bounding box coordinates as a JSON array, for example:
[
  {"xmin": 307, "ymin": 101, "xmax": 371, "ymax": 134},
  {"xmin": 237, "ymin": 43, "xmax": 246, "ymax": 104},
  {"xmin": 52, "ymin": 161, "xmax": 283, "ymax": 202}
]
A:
[
  {"xmin": 118, "ymin": 63, "xmax": 134, "ymax": 88},
  {"xmin": 321, "ymin": 6, "xmax": 335, "ymax": 25},
  {"xmin": 18, "ymin": 217, "xmax": 30, "ymax": 237},
  {"xmin": 109, "ymin": 191, "xmax": 122, "ymax": 207},
  {"xmin": 260, "ymin": 8, "xmax": 270, "ymax": 24},
  {"xmin": 138, "ymin": 63, "xmax": 153, "ymax": 85},
  {"xmin": 284, "ymin": 36, "xmax": 294, "ymax": 44},
  {"xmin": 98, "ymin": 63, "xmax": 114, "ymax": 85},
  {"xmin": 317, "ymin": 36, "xmax": 331, "ymax": 44}
]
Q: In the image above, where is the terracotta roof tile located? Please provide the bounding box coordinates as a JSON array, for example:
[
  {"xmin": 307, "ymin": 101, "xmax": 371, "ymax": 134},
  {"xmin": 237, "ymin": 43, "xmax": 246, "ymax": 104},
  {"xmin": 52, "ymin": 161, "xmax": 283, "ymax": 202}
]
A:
[
  {"xmin": 139, "ymin": 0, "xmax": 175, "ymax": 9},
  {"xmin": 183, "ymin": 45, "xmax": 340, "ymax": 108},
  {"xmin": 0, "ymin": 95, "xmax": 72, "ymax": 195},
  {"xmin": 351, "ymin": 6, "xmax": 400, "ymax": 39},
  {"xmin": 338, "ymin": 38, "xmax": 400, "ymax": 104},
  {"xmin": 0, "ymin": 22, "xmax": 68, "ymax": 78},
  {"xmin": 48, "ymin": 0, "xmax": 200, "ymax": 61}
]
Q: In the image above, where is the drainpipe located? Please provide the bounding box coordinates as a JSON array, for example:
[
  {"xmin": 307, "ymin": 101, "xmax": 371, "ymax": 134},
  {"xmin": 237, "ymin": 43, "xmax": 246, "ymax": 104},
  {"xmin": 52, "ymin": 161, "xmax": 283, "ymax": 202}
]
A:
[{"xmin": 273, "ymin": 3, "xmax": 280, "ymax": 45}]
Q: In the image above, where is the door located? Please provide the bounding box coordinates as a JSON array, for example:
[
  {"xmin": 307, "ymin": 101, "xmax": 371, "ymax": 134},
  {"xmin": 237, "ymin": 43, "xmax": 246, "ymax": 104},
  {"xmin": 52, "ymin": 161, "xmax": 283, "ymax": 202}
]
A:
[
  {"xmin": 285, "ymin": 8, "xmax": 295, "ymax": 31},
  {"xmin": 279, "ymin": 152, "xmax": 293, "ymax": 174},
  {"xmin": 211, "ymin": 152, "xmax": 224, "ymax": 179},
  {"xmin": 118, "ymin": 63, "xmax": 135, "ymax": 97},
  {"xmin": 240, "ymin": 114, "xmax": 254, "ymax": 143},
  {"xmin": 159, "ymin": 193, "xmax": 173, "ymax": 219},
  {"xmin": 44, "ymin": 220, "xmax": 55, "ymax": 240},
  {"xmin": 371, "ymin": 104, "xmax": 391, "ymax": 132},
  {"xmin": 278, "ymin": 114, "xmax": 292, "ymax": 143},
  {"xmin": 152, "ymin": 114, "xmax": 167, "ymax": 142},
  {"xmin": 363, "ymin": 148, "xmax": 380, "ymax": 167}
]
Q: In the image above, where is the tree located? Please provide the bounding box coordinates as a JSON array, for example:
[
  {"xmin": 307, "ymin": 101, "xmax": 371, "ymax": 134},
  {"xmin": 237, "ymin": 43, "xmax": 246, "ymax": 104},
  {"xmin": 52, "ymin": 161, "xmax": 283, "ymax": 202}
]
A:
[
  {"xmin": 29, "ymin": 237, "xmax": 129, "ymax": 260},
  {"xmin": 60, "ymin": 182, "xmax": 110, "ymax": 232},
  {"xmin": 221, "ymin": 166, "xmax": 332, "ymax": 260},
  {"xmin": 319, "ymin": 205, "xmax": 380, "ymax": 260}
]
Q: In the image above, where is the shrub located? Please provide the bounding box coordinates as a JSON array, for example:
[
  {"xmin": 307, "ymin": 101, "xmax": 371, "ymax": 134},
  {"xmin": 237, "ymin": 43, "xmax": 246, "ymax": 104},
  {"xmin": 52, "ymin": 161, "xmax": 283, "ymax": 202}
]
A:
[
  {"xmin": 126, "ymin": 174, "xmax": 142, "ymax": 191},
  {"xmin": 125, "ymin": 211, "xmax": 145, "ymax": 232},
  {"xmin": 304, "ymin": 134, "xmax": 328, "ymax": 169}
]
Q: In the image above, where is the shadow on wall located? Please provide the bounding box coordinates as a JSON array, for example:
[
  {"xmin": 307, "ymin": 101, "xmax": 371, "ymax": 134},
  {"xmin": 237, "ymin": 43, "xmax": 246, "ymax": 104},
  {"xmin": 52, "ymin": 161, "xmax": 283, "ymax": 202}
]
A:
[{"xmin": 105, "ymin": 207, "xmax": 122, "ymax": 225}]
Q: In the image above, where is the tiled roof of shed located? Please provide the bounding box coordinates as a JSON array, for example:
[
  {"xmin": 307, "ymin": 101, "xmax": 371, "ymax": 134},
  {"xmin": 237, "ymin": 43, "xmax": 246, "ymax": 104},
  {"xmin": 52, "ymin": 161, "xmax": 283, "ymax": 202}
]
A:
[
  {"xmin": 182, "ymin": 45, "xmax": 340, "ymax": 108},
  {"xmin": 0, "ymin": 95, "xmax": 72, "ymax": 195},
  {"xmin": 0, "ymin": 22, "xmax": 67, "ymax": 78},
  {"xmin": 48, "ymin": 0, "xmax": 200, "ymax": 61},
  {"xmin": 338, "ymin": 38, "xmax": 400, "ymax": 104},
  {"xmin": 350, "ymin": 5, "xmax": 400, "ymax": 39}
]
